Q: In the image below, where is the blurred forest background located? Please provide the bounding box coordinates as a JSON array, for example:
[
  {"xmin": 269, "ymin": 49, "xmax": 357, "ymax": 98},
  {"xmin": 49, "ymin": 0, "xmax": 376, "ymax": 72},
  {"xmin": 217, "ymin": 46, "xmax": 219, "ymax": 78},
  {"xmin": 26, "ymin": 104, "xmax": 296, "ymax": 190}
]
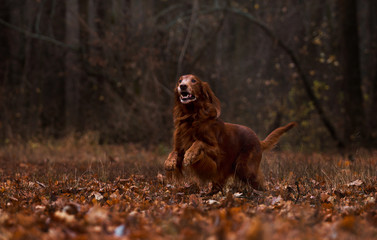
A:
[{"xmin": 0, "ymin": 0, "xmax": 376, "ymax": 151}]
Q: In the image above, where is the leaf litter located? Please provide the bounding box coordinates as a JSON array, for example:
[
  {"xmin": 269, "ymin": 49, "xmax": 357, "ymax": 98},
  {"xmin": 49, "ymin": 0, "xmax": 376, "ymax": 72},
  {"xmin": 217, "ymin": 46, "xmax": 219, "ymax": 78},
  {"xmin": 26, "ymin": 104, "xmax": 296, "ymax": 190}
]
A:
[{"xmin": 0, "ymin": 142, "xmax": 376, "ymax": 239}]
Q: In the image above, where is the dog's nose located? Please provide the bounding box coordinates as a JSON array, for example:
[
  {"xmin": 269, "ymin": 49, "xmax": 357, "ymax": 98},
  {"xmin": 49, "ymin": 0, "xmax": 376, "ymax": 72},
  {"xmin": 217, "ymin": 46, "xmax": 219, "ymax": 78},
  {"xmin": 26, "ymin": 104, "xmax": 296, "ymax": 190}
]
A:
[{"xmin": 179, "ymin": 84, "xmax": 187, "ymax": 91}]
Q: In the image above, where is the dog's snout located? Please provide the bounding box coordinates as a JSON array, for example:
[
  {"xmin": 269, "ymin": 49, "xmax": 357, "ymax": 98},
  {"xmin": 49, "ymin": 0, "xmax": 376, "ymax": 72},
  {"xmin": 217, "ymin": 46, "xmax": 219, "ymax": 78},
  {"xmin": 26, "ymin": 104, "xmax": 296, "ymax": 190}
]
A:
[{"xmin": 179, "ymin": 84, "xmax": 187, "ymax": 91}]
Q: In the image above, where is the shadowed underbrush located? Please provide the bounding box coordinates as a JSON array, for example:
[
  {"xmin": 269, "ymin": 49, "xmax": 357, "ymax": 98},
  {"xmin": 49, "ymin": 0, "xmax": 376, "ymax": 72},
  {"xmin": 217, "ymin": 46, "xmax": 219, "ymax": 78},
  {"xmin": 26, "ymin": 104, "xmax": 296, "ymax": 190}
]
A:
[
  {"xmin": 262, "ymin": 151, "xmax": 377, "ymax": 187},
  {"xmin": 0, "ymin": 134, "xmax": 165, "ymax": 183}
]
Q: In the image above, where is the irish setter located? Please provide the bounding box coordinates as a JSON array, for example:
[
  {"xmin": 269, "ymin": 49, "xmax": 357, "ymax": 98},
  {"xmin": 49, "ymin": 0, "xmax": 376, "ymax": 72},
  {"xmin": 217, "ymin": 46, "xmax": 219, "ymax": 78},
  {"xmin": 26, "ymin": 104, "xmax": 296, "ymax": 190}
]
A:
[{"xmin": 164, "ymin": 74, "xmax": 296, "ymax": 194}]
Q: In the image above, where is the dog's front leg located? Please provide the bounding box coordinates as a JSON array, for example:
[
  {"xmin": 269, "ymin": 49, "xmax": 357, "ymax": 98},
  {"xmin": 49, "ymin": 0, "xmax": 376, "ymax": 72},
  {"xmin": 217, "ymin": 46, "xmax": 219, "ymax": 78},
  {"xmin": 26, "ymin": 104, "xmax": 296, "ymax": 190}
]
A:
[
  {"xmin": 164, "ymin": 151, "xmax": 179, "ymax": 171},
  {"xmin": 183, "ymin": 141, "xmax": 205, "ymax": 167}
]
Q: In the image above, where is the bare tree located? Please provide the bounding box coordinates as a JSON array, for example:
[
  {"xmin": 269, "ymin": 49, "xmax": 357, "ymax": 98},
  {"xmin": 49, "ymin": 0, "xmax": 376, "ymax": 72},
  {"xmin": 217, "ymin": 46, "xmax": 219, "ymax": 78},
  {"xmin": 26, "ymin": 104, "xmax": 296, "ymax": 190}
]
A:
[
  {"xmin": 65, "ymin": 0, "xmax": 80, "ymax": 131},
  {"xmin": 337, "ymin": 0, "xmax": 365, "ymax": 145},
  {"xmin": 369, "ymin": 0, "xmax": 377, "ymax": 143}
]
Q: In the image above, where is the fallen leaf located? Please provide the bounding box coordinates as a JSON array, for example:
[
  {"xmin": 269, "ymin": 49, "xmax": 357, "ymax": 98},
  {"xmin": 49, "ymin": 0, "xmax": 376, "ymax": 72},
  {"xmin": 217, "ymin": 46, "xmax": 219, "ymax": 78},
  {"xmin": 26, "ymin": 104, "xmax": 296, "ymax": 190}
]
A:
[
  {"xmin": 347, "ymin": 179, "xmax": 363, "ymax": 187},
  {"xmin": 207, "ymin": 200, "xmax": 219, "ymax": 205},
  {"xmin": 272, "ymin": 195, "xmax": 283, "ymax": 205},
  {"xmin": 233, "ymin": 192, "xmax": 243, "ymax": 198},
  {"xmin": 189, "ymin": 194, "xmax": 202, "ymax": 208},
  {"xmin": 338, "ymin": 215, "xmax": 356, "ymax": 233},
  {"xmin": 54, "ymin": 211, "xmax": 76, "ymax": 223},
  {"xmin": 86, "ymin": 207, "xmax": 108, "ymax": 225},
  {"xmin": 114, "ymin": 224, "xmax": 126, "ymax": 237},
  {"xmin": 90, "ymin": 191, "xmax": 104, "ymax": 201},
  {"xmin": 245, "ymin": 217, "xmax": 263, "ymax": 240},
  {"xmin": 157, "ymin": 173, "xmax": 164, "ymax": 184}
]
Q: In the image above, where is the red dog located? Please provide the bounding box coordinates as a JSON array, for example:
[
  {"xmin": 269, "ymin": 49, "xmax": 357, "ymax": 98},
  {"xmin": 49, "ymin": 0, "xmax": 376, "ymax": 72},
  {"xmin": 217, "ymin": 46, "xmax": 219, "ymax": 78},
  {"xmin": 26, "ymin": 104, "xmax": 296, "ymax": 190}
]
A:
[{"xmin": 164, "ymin": 74, "xmax": 296, "ymax": 194}]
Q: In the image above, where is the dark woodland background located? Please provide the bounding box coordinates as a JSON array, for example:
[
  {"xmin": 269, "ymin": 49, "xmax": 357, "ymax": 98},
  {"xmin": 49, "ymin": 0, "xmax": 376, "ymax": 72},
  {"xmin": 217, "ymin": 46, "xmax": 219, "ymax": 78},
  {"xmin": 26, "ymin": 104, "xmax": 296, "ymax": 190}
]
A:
[{"xmin": 0, "ymin": 0, "xmax": 376, "ymax": 151}]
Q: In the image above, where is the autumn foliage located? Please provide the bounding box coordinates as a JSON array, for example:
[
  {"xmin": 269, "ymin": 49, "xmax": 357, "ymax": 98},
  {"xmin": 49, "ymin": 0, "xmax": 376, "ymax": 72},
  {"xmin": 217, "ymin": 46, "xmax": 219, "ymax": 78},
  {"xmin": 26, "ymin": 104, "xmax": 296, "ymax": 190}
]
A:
[{"xmin": 0, "ymin": 136, "xmax": 376, "ymax": 239}]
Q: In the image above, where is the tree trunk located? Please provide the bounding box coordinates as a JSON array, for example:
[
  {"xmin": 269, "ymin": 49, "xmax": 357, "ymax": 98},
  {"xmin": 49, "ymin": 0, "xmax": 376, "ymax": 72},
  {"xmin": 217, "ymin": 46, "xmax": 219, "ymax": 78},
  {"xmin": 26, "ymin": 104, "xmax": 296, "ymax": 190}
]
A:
[
  {"xmin": 370, "ymin": 0, "xmax": 377, "ymax": 144},
  {"xmin": 337, "ymin": 0, "xmax": 365, "ymax": 145},
  {"xmin": 65, "ymin": 0, "xmax": 80, "ymax": 132}
]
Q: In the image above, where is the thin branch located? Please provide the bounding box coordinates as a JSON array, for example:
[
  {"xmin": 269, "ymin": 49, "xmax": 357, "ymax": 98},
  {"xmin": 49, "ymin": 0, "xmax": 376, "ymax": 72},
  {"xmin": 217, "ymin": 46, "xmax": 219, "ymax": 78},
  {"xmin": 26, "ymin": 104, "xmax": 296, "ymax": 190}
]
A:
[
  {"xmin": 153, "ymin": 76, "xmax": 174, "ymax": 97},
  {"xmin": 35, "ymin": 0, "xmax": 46, "ymax": 34},
  {"xmin": 295, "ymin": 181, "xmax": 300, "ymax": 203},
  {"xmin": 0, "ymin": 18, "xmax": 79, "ymax": 51},
  {"xmin": 153, "ymin": 3, "xmax": 184, "ymax": 22},
  {"xmin": 163, "ymin": 7, "xmax": 222, "ymax": 31},
  {"xmin": 177, "ymin": 0, "xmax": 199, "ymax": 77},
  {"xmin": 48, "ymin": 0, "xmax": 57, "ymax": 37},
  {"xmin": 190, "ymin": 12, "xmax": 225, "ymax": 69}
]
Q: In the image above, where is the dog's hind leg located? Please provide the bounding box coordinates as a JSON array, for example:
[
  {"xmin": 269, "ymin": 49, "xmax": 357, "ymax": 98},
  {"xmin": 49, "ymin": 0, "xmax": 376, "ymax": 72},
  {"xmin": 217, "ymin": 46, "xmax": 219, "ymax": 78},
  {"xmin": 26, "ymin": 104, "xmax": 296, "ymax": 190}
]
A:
[
  {"xmin": 190, "ymin": 152, "xmax": 217, "ymax": 181},
  {"xmin": 234, "ymin": 152, "xmax": 265, "ymax": 191}
]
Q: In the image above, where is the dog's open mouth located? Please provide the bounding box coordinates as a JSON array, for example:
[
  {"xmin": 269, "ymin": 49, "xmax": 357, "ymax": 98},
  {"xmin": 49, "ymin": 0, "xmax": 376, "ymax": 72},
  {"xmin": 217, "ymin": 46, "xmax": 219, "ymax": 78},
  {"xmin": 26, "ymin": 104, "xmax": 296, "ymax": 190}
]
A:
[{"xmin": 180, "ymin": 91, "xmax": 196, "ymax": 104}]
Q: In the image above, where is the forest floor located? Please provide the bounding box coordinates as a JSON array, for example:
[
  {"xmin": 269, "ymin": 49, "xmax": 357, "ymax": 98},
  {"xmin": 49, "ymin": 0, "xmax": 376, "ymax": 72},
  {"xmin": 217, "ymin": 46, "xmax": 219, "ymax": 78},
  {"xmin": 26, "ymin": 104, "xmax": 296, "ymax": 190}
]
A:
[{"xmin": 0, "ymin": 135, "xmax": 376, "ymax": 240}]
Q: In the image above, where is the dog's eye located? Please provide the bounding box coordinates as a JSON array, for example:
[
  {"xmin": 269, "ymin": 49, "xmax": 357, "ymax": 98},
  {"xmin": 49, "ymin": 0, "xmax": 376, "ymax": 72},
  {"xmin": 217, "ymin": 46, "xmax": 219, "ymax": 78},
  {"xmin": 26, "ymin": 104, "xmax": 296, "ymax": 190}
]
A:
[
  {"xmin": 191, "ymin": 79, "xmax": 196, "ymax": 83},
  {"xmin": 178, "ymin": 80, "xmax": 182, "ymax": 83}
]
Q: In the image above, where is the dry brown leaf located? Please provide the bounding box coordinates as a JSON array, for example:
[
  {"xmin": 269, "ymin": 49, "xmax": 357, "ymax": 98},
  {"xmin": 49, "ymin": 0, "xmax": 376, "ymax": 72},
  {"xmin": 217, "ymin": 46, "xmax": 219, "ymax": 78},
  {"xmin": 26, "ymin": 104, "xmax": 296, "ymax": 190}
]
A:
[
  {"xmin": 338, "ymin": 215, "xmax": 356, "ymax": 233},
  {"xmin": 347, "ymin": 179, "xmax": 363, "ymax": 187},
  {"xmin": 245, "ymin": 218, "xmax": 263, "ymax": 240}
]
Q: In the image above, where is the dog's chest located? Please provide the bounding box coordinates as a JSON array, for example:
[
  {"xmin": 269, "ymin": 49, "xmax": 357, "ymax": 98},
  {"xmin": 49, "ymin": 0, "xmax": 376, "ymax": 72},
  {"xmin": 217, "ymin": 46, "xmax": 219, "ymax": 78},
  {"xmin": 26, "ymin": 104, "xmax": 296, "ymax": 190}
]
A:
[
  {"xmin": 176, "ymin": 121, "xmax": 218, "ymax": 151},
  {"xmin": 176, "ymin": 127, "xmax": 196, "ymax": 149}
]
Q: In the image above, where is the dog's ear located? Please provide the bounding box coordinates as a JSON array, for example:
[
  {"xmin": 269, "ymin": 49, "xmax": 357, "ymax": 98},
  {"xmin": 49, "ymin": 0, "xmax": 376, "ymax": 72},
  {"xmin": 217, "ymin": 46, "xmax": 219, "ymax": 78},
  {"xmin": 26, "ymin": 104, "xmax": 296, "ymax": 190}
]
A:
[
  {"xmin": 174, "ymin": 85, "xmax": 181, "ymax": 105},
  {"xmin": 201, "ymin": 82, "xmax": 221, "ymax": 118}
]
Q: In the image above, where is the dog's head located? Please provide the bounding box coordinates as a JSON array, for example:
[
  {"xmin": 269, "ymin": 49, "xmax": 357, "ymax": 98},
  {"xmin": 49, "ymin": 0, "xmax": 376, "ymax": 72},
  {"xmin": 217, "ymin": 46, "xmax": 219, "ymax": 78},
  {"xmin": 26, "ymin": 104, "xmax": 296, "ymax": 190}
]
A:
[
  {"xmin": 174, "ymin": 74, "xmax": 221, "ymax": 118},
  {"xmin": 176, "ymin": 74, "xmax": 199, "ymax": 104}
]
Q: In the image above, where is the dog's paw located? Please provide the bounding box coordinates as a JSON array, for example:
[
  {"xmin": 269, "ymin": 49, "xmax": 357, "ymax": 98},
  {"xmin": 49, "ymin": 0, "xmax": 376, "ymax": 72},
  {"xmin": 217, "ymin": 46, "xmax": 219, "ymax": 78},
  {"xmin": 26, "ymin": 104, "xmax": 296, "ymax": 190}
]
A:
[
  {"xmin": 164, "ymin": 160, "xmax": 176, "ymax": 171},
  {"xmin": 183, "ymin": 150, "xmax": 198, "ymax": 167},
  {"xmin": 164, "ymin": 152, "xmax": 178, "ymax": 171}
]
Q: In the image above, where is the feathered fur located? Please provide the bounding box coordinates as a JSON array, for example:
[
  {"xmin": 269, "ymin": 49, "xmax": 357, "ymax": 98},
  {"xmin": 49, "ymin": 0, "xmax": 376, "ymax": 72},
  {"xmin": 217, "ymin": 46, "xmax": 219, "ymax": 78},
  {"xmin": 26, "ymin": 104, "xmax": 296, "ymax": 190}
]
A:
[
  {"xmin": 260, "ymin": 122, "xmax": 298, "ymax": 151},
  {"xmin": 164, "ymin": 74, "xmax": 296, "ymax": 194}
]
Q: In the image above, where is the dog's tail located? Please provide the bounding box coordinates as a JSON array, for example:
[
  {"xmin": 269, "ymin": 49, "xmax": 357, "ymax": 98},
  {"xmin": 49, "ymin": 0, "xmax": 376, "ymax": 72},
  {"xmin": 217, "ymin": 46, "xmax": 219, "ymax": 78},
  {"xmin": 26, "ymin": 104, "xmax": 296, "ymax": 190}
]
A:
[{"xmin": 260, "ymin": 122, "xmax": 297, "ymax": 151}]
